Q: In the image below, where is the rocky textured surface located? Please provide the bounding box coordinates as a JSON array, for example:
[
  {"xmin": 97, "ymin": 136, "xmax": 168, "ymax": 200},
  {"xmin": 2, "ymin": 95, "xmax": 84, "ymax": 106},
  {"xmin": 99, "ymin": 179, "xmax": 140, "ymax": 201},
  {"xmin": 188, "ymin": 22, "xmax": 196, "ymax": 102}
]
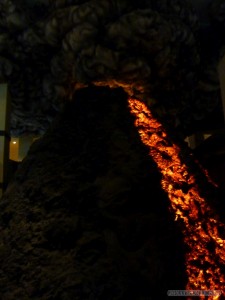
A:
[
  {"xmin": 0, "ymin": 0, "xmax": 223, "ymax": 137},
  {"xmin": 0, "ymin": 87, "xmax": 187, "ymax": 299},
  {"xmin": 194, "ymin": 130, "xmax": 225, "ymax": 188}
]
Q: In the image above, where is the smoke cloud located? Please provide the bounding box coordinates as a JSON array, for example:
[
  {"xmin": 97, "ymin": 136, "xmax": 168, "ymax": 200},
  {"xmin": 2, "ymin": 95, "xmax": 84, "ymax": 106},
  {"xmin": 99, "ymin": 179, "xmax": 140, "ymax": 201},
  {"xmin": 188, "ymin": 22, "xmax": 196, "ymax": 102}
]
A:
[{"xmin": 0, "ymin": 0, "xmax": 222, "ymax": 136}]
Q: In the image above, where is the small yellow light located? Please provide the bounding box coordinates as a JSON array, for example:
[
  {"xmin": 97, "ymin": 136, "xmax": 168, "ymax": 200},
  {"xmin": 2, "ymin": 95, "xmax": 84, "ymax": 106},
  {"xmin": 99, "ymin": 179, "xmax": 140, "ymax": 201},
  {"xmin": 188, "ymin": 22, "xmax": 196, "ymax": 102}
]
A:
[{"xmin": 12, "ymin": 141, "xmax": 17, "ymax": 144}]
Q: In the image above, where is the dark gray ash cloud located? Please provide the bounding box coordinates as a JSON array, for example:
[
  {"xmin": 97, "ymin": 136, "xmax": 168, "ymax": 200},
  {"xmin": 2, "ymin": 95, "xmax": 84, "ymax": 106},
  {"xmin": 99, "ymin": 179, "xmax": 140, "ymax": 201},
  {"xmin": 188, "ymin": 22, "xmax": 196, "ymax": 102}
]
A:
[{"xmin": 0, "ymin": 0, "xmax": 223, "ymax": 136}]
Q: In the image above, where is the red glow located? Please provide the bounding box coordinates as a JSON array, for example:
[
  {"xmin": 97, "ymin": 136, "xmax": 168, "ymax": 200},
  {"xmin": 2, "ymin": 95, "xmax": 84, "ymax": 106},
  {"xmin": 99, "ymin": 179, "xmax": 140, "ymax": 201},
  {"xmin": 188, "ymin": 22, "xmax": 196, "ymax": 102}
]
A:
[{"xmin": 128, "ymin": 98, "xmax": 225, "ymax": 299}]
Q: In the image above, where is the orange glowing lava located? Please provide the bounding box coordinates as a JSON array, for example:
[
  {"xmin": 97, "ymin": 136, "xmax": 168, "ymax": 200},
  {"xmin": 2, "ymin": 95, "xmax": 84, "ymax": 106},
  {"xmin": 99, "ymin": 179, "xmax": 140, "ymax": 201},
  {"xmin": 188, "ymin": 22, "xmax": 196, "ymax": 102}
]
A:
[{"xmin": 128, "ymin": 98, "xmax": 225, "ymax": 299}]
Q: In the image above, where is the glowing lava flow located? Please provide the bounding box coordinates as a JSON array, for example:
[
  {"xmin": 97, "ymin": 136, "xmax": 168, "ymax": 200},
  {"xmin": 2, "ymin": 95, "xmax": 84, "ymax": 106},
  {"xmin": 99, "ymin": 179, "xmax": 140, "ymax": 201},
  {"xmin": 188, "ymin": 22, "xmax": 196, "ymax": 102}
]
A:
[{"xmin": 128, "ymin": 98, "xmax": 225, "ymax": 299}]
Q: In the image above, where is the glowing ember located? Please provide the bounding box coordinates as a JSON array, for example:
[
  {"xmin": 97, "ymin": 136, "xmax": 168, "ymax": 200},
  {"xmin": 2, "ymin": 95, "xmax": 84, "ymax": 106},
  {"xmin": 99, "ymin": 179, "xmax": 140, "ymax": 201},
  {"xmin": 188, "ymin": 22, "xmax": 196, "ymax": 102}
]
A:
[{"xmin": 128, "ymin": 98, "xmax": 225, "ymax": 299}]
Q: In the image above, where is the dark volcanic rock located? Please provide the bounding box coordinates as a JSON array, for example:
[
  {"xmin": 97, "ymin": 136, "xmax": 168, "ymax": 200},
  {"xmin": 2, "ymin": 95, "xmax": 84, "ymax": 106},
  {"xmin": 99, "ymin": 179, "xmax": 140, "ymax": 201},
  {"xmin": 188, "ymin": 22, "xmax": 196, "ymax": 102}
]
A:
[{"xmin": 0, "ymin": 87, "xmax": 186, "ymax": 299}]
